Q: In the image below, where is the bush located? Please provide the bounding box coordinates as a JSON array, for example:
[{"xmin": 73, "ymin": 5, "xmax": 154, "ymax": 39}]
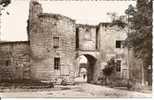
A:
[
  {"xmin": 61, "ymin": 79, "xmax": 67, "ymax": 86},
  {"xmin": 108, "ymin": 78, "xmax": 133, "ymax": 90},
  {"xmin": 48, "ymin": 82, "xmax": 54, "ymax": 88},
  {"xmin": 0, "ymin": 79, "xmax": 55, "ymax": 89},
  {"xmin": 102, "ymin": 58, "xmax": 115, "ymax": 85}
]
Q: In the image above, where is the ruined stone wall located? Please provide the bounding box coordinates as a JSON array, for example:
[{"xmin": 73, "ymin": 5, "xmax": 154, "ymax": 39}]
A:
[
  {"xmin": 98, "ymin": 23, "xmax": 128, "ymax": 79},
  {"xmin": 27, "ymin": 1, "xmax": 43, "ymax": 40},
  {"xmin": 128, "ymin": 49, "xmax": 142, "ymax": 81},
  {"xmin": 75, "ymin": 24, "xmax": 101, "ymax": 82},
  {"xmin": 0, "ymin": 42, "xmax": 30, "ymax": 81},
  {"xmin": 28, "ymin": 1, "xmax": 129, "ymax": 83},
  {"xmin": 30, "ymin": 12, "xmax": 76, "ymax": 82},
  {"xmin": 76, "ymin": 24, "xmax": 97, "ymax": 51},
  {"xmin": 128, "ymin": 48, "xmax": 149, "ymax": 87}
]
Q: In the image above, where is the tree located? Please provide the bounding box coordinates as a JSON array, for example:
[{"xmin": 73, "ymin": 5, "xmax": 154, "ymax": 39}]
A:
[
  {"xmin": 0, "ymin": 0, "xmax": 11, "ymax": 40},
  {"xmin": 102, "ymin": 58, "xmax": 115, "ymax": 85},
  {"xmin": 125, "ymin": 4, "xmax": 136, "ymax": 17},
  {"xmin": 0, "ymin": 0, "xmax": 11, "ymax": 7},
  {"xmin": 107, "ymin": 12, "xmax": 127, "ymax": 28},
  {"xmin": 126, "ymin": 0, "xmax": 152, "ymax": 67},
  {"xmin": 125, "ymin": 0, "xmax": 152, "ymax": 85},
  {"xmin": 0, "ymin": 0, "xmax": 11, "ymax": 15}
]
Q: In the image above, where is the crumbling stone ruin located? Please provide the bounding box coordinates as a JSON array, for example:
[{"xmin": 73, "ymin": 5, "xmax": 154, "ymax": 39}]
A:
[{"xmin": 0, "ymin": 1, "xmax": 129, "ymax": 84}]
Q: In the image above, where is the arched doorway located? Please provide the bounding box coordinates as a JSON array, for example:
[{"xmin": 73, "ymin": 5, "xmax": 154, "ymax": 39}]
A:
[{"xmin": 76, "ymin": 54, "xmax": 97, "ymax": 83}]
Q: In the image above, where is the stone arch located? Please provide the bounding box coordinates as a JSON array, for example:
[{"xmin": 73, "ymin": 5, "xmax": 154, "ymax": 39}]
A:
[{"xmin": 76, "ymin": 54, "xmax": 97, "ymax": 83}]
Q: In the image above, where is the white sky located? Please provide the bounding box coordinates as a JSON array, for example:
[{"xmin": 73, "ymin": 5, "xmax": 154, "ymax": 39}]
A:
[
  {"xmin": 78, "ymin": 55, "xmax": 87, "ymax": 63},
  {"xmin": 1, "ymin": 0, "xmax": 136, "ymax": 41}
]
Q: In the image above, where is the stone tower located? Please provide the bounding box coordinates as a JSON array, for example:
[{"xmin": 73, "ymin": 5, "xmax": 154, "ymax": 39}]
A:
[
  {"xmin": 28, "ymin": 1, "xmax": 76, "ymax": 82},
  {"xmin": 27, "ymin": 0, "xmax": 42, "ymax": 40}
]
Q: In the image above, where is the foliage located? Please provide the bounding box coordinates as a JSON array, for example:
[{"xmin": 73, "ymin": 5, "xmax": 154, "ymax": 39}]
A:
[
  {"xmin": 103, "ymin": 58, "xmax": 115, "ymax": 77},
  {"xmin": 0, "ymin": 79, "xmax": 54, "ymax": 89},
  {"xmin": 125, "ymin": 4, "xmax": 136, "ymax": 17},
  {"xmin": 0, "ymin": 0, "xmax": 11, "ymax": 7},
  {"xmin": 103, "ymin": 66, "xmax": 114, "ymax": 77},
  {"xmin": 61, "ymin": 79, "xmax": 67, "ymax": 86},
  {"xmin": 0, "ymin": 0, "xmax": 11, "ymax": 15},
  {"xmin": 125, "ymin": 0, "xmax": 152, "ymax": 68},
  {"xmin": 111, "ymin": 19, "xmax": 127, "ymax": 28},
  {"xmin": 109, "ymin": 78, "xmax": 133, "ymax": 89},
  {"xmin": 107, "ymin": 12, "xmax": 127, "ymax": 28},
  {"xmin": 102, "ymin": 58, "xmax": 116, "ymax": 85}
]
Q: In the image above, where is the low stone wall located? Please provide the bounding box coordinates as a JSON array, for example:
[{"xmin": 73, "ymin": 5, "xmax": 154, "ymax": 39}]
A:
[{"xmin": 0, "ymin": 41, "xmax": 30, "ymax": 81}]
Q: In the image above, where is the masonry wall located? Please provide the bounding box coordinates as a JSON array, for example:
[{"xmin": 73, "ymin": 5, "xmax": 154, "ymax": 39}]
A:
[
  {"xmin": 98, "ymin": 23, "xmax": 128, "ymax": 79},
  {"xmin": 0, "ymin": 42, "xmax": 30, "ymax": 81},
  {"xmin": 27, "ymin": 1, "xmax": 43, "ymax": 40},
  {"xmin": 128, "ymin": 48, "xmax": 150, "ymax": 87},
  {"xmin": 30, "ymin": 11, "xmax": 76, "ymax": 82},
  {"xmin": 76, "ymin": 24, "xmax": 97, "ymax": 51},
  {"xmin": 28, "ymin": 1, "xmax": 129, "ymax": 83}
]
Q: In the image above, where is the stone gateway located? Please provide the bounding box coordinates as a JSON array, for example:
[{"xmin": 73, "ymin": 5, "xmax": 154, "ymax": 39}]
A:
[{"xmin": 0, "ymin": 1, "xmax": 128, "ymax": 84}]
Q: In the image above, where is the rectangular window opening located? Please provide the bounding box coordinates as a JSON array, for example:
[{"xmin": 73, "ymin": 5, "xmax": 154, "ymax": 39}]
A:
[
  {"xmin": 5, "ymin": 60, "xmax": 10, "ymax": 66},
  {"xmin": 76, "ymin": 28, "xmax": 79, "ymax": 49},
  {"xmin": 54, "ymin": 57, "xmax": 60, "ymax": 70},
  {"xmin": 96, "ymin": 28, "xmax": 99, "ymax": 50},
  {"xmin": 53, "ymin": 37, "xmax": 59, "ymax": 48},
  {"xmin": 116, "ymin": 60, "xmax": 121, "ymax": 72},
  {"xmin": 116, "ymin": 40, "xmax": 122, "ymax": 48}
]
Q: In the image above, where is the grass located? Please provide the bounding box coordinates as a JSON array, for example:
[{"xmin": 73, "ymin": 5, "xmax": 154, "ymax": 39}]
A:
[{"xmin": 0, "ymin": 79, "xmax": 54, "ymax": 90}]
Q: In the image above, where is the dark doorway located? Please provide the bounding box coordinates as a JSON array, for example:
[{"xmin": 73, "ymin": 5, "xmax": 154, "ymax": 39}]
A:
[{"xmin": 84, "ymin": 54, "xmax": 97, "ymax": 83}]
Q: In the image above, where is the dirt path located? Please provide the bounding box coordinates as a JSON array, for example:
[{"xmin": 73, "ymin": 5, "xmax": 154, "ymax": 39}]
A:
[
  {"xmin": 78, "ymin": 83, "xmax": 152, "ymax": 97},
  {"xmin": 0, "ymin": 83, "xmax": 152, "ymax": 98}
]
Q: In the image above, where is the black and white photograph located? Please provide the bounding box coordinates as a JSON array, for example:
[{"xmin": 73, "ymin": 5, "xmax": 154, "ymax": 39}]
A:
[{"xmin": 0, "ymin": 0, "xmax": 152, "ymax": 98}]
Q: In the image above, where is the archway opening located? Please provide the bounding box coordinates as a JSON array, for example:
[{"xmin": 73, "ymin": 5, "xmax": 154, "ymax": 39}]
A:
[{"xmin": 76, "ymin": 54, "xmax": 97, "ymax": 83}]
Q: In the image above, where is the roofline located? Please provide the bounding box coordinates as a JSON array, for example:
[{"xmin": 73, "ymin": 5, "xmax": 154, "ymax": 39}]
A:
[
  {"xmin": 99, "ymin": 22, "xmax": 112, "ymax": 26},
  {"xmin": 38, "ymin": 13, "xmax": 75, "ymax": 22},
  {"xmin": 76, "ymin": 24, "xmax": 97, "ymax": 28}
]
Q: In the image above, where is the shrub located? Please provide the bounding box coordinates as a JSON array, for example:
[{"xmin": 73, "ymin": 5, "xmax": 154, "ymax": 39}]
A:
[
  {"xmin": 102, "ymin": 58, "xmax": 115, "ymax": 85},
  {"xmin": 61, "ymin": 79, "xmax": 67, "ymax": 86}
]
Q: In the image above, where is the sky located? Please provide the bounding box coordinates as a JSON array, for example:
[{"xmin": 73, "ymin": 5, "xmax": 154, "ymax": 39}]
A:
[{"xmin": 0, "ymin": 0, "xmax": 136, "ymax": 41}]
